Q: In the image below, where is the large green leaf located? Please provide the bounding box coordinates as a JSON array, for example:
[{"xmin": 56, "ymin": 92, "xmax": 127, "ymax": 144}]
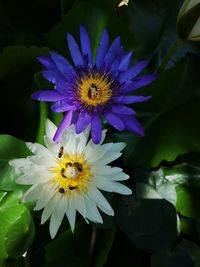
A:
[
  {"xmin": 0, "ymin": 191, "xmax": 34, "ymax": 260},
  {"xmin": 135, "ymin": 169, "xmax": 177, "ymax": 206},
  {"xmin": 45, "ymin": 0, "xmax": 134, "ymax": 55},
  {"xmin": 0, "ymin": 135, "xmax": 30, "ymax": 192},
  {"xmin": 151, "ymin": 241, "xmax": 192, "ymax": 267},
  {"xmin": 45, "ymin": 224, "xmax": 91, "ymax": 266},
  {"xmin": 164, "ymin": 164, "xmax": 200, "ymax": 219},
  {"xmin": 116, "ymin": 196, "xmax": 178, "ymax": 252},
  {"xmin": 125, "ymin": 55, "xmax": 200, "ymax": 168}
]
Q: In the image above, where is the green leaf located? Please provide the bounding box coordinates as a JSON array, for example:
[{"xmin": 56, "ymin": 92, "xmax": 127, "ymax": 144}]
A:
[
  {"xmin": 151, "ymin": 240, "xmax": 193, "ymax": 267},
  {"xmin": 176, "ymin": 184, "xmax": 200, "ymax": 219},
  {"xmin": 93, "ymin": 228, "xmax": 116, "ymax": 267},
  {"xmin": 116, "ymin": 196, "xmax": 178, "ymax": 252},
  {"xmin": 119, "ymin": 0, "xmax": 182, "ymax": 59},
  {"xmin": 45, "ymin": 224, "xmax": 91, "ymax": 266},
  {"xmin": 45, "ymin": 0, "xmax": 134, "ymax": 55},
  {"xmin": 0, "ymin": 135, "xmax": 30, "ymax": 161},
  {"xmin": 163, "ymin": 164, "xmax": 200, "ymax": 219},
  {"xmin": 0, "ymin": 46, "xmax": 49, "ymax": 80},
  {"xmin": 0, "ymin": 160, "xmax": 25, "ymax": 192},
  {"xmin": 136, "ymin": 169, "xmax": 177, "ymax": 206},
  {"xmin": 127, "ymin": 55, "xmax": 200, "ymax": 168},
  {"xmin": 0, "ymin": 191, "xmax": 34, "ymax": 260},
  {"xmin": 0, "ymin": 135, "xmax": 31, "ymax": 192}
]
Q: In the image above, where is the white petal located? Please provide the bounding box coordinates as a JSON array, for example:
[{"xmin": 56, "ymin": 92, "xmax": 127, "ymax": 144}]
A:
[
  {"xmin": 41, "ymin": 195, "xmax": 58, "ymax": 224},
  {"xmin": 92, "ymin": 166, "xmax": 129, "ymax": 181},
  {"xmin": 27, "ymin": 155, "xmax": 56, "ymax": 168},
  {"xmin": 60, "ymin": 125, "xmax": 79, "ymax": 154},
  {"xmin": 88, "ymin": 187, "xmax": 114, "ymax": 216},
  {"xmin": 66, "ymin": 199, "xmax": 76, "ymax": 232},
  {"xmin": 73, "ymin": 195, "xmax": 87, "ymax": 218},
  {"xmin": 35, "ymin": 185, "xmax": 55, "ymax": 210},
  {"xmin": 84, "ymin": 196, "xmax": 103, "ymax": 224},
  {"xmin": 17, "ymin": 170, "xmax": 52, "ymax": 185},
  {"xmin": 44, "ymin": 136, "xmax": 59, "ymax": 154},
  {"xmin": 23, "ymin": 183, "xmax": 45, "ymax": 202},
  {"xmin": 49, "ymin": 197, "xmax": 67, "ymax": 238},
  {"xmin": 76, "ymin": 126, "xmax": 90, "ymax": 154},
  {"xmin": 98, "ymin": 143, "xmax": 126, "ymax": 164},
  {"xmin": 95, "ymin": 179, "xmax": 132, "ymax": 195},
  {"xmin": 9, "ymin": 158, "xmax": 27, "ymax": 169},
  {"xmin": 45, "ymin": 119, "xmax": 57, "ymax": 139},
  {"xmin": 26, "ymin": 142, "xmax": 53, "ymax": 161},
  {"xmin": 85, "ymin": 143, "xmax": 113, "ymax": 163}
]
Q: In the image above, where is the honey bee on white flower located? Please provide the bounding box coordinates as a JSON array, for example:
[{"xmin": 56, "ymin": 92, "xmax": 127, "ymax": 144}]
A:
[{"xmin": 10, "ymin": 119, "xmax": 131, "ymax": 238}]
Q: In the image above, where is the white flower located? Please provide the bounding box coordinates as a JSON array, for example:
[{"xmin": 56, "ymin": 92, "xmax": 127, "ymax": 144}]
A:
[{"xmin": 10, "ymin": 119, "xmax": 131, "ymax": 238}]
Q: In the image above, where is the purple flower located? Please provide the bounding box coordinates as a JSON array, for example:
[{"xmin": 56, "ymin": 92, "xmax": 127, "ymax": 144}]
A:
[{"xmin": 32, "ymin": 26, "xmax": 156, "ymax": 144}]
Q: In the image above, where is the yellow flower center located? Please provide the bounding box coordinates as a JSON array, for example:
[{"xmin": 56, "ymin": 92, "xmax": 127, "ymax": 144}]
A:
[
  {"xmin": 77, "ymin": 72, "xmax": 113, "ymax": 107},
  {"xmin": 49, "ymin": 148, "xmax": 92, "ymax": 197}
]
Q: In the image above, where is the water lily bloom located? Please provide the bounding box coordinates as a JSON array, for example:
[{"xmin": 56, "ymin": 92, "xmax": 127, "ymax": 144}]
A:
[
  {"xmin": 9, "ymin": 119, "xmax": 131, "ymax": 238},
  {"xmin": 32, "ymin": 26, "xmax": 156, "ymax": 144}
]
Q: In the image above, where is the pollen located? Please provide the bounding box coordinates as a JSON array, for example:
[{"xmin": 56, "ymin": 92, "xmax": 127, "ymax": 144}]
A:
[
  {"xmin": 77, "ymin": 72, "xmax": 113, "ymax": 107},
  {"xmin": 49, "ymin": 148, "xmax": 92, "ymax": 197}
]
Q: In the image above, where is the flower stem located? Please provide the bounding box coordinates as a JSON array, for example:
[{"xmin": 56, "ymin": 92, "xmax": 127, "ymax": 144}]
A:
[{"xmin": 88, "ymin": 227, "xmax": 97, "ymax": 263}]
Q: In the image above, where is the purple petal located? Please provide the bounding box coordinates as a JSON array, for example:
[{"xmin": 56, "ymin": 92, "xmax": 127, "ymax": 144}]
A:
[
  {"xmin": 31, "ymin": 90, "xmax": 66, "ymax": 102},
  {"xmin": 51, "ymin": 100, "xmax": 73, "ymax": 112},
  {"xmin": 53, "ymin": 110, "xmax": 73, "ymax": 143},
  {"xmin": 91, "ymin": 115, "xmax": 102, "ymax": 144},
  {"xmin": 119, "ymin": 60, "xmax": 149, "ymax": 83},
  {"xmin": 110, "ymin": 48, "xmax": 124, "ymax": 73},
  {"xmin": 42, "ymin": 71, "xmax": 69, "ymax": 96},
  {"xmin": 119, "ymin": 114, "xmax": 144, "ymax": 136},
  {"xmin": 115, "ymin": 95, "xmax": 151, "ymax": 104},
  {"xmin": 66, "ymin": 33, "xmax": 84, "ymax": 67},
  {"xmin": 37, "ymin": 56, "xmax": 56, "ymax": 70},
  {"xmin": 117, "ymin": 51, "xmax": 133, "ymax": 71},
  {"xmin": 80, "ymin": 25, "xmax": 93, "ymax": 67},
  {"xmin": 104, "ymin": 111, "xmax": 125, "ymax": 131},
  {"xmin": 50, "ymin": 52, "xmax": 76, "ymax": 77},
  {"xmin": 121, "ymin": 74, "xmax": 157, "ymax": 93},
  {"xmin": 96, "ymin": 29, "xmax": 109, "ymax": 70},
  {"xmin": 104, "ymin": 37, "xmax": 121, "ymax": 68},
  {"xmin": 76, "ymin": 112, "xmax": 91, "ymax": 134},
  {"xmin": 111, "ymin": 104, "xmax": 136, "ymax": 115}
]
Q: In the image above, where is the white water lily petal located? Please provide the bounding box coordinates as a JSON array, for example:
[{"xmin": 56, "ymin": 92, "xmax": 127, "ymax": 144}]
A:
[
  {"xmin": 85, "ymin": 196, "xmax": 103, "ymax": 224},
  {"xmin": 49, "ymin": 198, "xmax": 67, "ymax": 238},
  {"xmin": 95, "ymin": 178, "xmax": 132, "ymax": 195},
  {"xmin": 41, "ymin": 195, "xmax": 58, "ymax": 224},
  {"xmin": 23, "ymin": 183, "xmax": 44, "ymax": 202},
  {"xmin": 89, "ymin": 186, "xmax": 114, "ymax": 216},
  {"xmin": 35, "ymin": 185, "xmax": 55, "ymax": 210},
  {"xmin": 66, "ymin": 200, "xmax": 76, "ymax": 232},
  {"xmin": 73, "ymin": 195, "xmax": 87, "ymax": 218},
  {"xmin": 45, "ymin": 119, "xmax": 57, "ymax": 139},
  {"xmin": 44, "ymin": 136, "xmax": 59, "ymax": 154}
]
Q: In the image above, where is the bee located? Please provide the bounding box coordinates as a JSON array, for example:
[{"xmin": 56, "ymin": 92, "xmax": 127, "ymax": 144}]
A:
[
  {"xmin": 59, "ymin": 187, "xmax": 65, "ymax": 194},
  {"xmin": 61, "ymin": 168, "xmax": 66, "ymax": 178},
  {"xmin": 74, "ymin": 162, "xmax": 83, "ymax": 172},
  {"xmin": 68, "ymin": 185, "xmax": 78, "ymax": 190},
  {"xmin": 88, "ymin": 84, "xmax": 100, "ymax": 99},
  {"xmin": 58, "ymin": 146, "xmax": 64, "ymax": 158}
]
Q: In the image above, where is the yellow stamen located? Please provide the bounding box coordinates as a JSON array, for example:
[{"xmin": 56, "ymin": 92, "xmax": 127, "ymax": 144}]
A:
[
  {"xmin": 77, "ymin": 72, "xmax": 112, "ymax": 107},
  {"xmin": 49, "ymin": 152, "xmax": 92, "ymax": 197}
]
